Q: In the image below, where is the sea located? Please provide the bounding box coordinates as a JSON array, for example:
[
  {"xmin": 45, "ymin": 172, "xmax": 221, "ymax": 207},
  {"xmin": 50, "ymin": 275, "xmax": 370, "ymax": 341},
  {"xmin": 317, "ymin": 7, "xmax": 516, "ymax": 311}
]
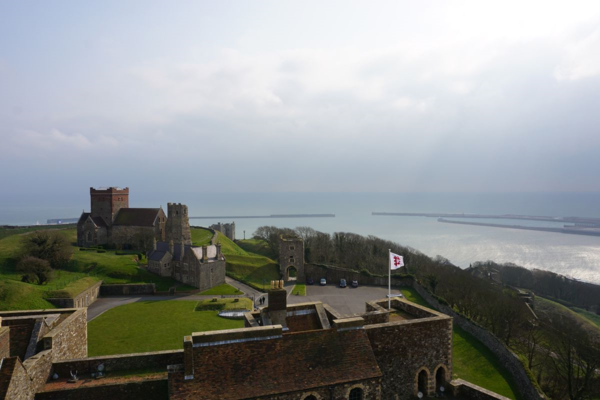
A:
[{"xmin": 1, "ymin": 192, "xmax": 599, "ymax": 284}]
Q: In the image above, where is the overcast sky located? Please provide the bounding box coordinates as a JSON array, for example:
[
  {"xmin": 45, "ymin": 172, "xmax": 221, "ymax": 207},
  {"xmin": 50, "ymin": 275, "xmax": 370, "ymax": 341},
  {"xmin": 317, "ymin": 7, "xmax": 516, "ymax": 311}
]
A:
[{"xmin": 1, "ymin": 0, "xmax": 600, "ymax": 195}]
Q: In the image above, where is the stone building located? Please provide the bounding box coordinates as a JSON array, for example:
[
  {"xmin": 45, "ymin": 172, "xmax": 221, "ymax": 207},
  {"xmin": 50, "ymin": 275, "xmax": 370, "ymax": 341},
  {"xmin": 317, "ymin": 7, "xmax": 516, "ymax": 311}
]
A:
[
  {"xmin": 209, "ymin": 222, "xmax": 235, "ymax": 241},
  {"xmin": 279, "ymin": 234, "xmax": 305, "ymax": 281},
  {"xmin": 0, "ymin": 291, "xmax": 509, "ymax": 399},
  {"xmin": 147, "ymin": 203, "xmax": 226, "ymax": 291},
  {"xmin": 77, "ymin": 187, "xmax": 166, "ymax": 250}
]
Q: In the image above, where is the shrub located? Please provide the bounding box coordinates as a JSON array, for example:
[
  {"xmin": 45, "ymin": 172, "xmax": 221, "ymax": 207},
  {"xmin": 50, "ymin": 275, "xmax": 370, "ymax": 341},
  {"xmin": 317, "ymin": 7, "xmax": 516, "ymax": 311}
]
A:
[
  {"xmin": 96, "ymin": 249, "xmax": 106, "ymax": 253},
  {"xmin": 17, "ymin": 256, "xmax": 53, "ymax": 285},
  {"xmin": 22, "ymin": 231, "xmax": 73, "ymax": 269}
]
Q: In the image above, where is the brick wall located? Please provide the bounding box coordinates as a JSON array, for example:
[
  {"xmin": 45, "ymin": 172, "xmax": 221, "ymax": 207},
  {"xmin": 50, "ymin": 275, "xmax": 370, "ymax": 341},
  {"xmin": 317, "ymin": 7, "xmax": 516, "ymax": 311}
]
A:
[
  {"xmin": 412, "ymin": 283, "xmax": 544, "ymax": 400},
  {"xmin": 365, "ymin": 315, "xmax": 453, "ymax": 399},
  {"xmin": 36, "ymin": 378, "xmax": 168, "ymax": 400},
  {"xmin": 100, "ymin": 283, "xmax": 156, "ymax": 295},
  {"xmin": 52, "ymin": 350, "xmax": 183, "ymax": 376}
]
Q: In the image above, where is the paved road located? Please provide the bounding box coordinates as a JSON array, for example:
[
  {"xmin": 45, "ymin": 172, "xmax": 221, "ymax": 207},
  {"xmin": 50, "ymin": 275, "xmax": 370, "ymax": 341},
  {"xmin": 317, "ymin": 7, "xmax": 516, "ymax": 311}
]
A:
[
  {"xmin": 289, "ymin": 284, "xmax": 402, "ymax": 316},
  {"xmin": 87, "ymin": 279, "xmax": 400, "ymax": 321}
]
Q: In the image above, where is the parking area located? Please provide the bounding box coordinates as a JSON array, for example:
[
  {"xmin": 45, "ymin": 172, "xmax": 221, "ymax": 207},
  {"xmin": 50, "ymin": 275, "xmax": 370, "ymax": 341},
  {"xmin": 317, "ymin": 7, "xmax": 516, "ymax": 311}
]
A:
[{"xmin": 288, "ymin": 283, "xmax": 403, "ymax": 316}]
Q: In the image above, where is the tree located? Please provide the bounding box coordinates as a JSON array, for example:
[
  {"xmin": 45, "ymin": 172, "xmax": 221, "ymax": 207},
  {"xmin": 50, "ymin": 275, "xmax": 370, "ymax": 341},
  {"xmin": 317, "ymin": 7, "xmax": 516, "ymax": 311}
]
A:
[
  {"xmin": 22, "ymin": 231, "xmax": 73, "ymax": 269},
  {"xmin": 425, "ymin": 274, "xmax": 439, "ymax": 294},
  {"xmin": 17, "ymin": 256, "xmax": 52, "ymax": 285},
  {"xmin": 543, "ymin": 316, "xmax": 600, "ymax": 400}
]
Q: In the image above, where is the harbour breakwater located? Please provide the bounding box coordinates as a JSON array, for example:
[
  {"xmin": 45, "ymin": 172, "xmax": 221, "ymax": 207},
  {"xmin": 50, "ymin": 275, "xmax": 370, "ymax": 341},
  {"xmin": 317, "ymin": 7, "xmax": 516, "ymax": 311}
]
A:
[{"xmin": 373, "ymin": 212, "xmax": 600, "ymax": 237}]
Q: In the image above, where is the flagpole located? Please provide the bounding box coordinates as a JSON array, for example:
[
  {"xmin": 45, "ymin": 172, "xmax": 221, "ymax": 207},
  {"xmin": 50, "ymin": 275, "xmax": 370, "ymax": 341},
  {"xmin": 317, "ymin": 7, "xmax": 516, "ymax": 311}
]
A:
[{"xmin": 388, "ymin": 248, "xmax": 391, "ymax": 310}]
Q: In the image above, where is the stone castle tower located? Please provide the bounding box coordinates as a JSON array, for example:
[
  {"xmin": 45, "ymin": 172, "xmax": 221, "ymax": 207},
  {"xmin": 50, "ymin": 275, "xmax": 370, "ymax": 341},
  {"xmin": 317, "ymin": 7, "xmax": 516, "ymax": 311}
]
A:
[
  {"xmin": 165, "ymin": 203, "xmax": 192, "ymax": 245},
  {"xmin": 90, "ymin": 187, "xmax": 129, "ymax": 225},
  {"xmin": 279, "ymin": 235, "xmax": 304, "ymax": 281}
]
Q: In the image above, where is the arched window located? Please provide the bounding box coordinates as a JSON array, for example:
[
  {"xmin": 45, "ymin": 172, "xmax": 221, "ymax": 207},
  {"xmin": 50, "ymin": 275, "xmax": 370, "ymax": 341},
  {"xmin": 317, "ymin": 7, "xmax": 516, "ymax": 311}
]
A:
[
  {"xmin": 435, "ymin": 365, "xmax": 447, "ymax": 393},
  {"xmin": 417, "ymin": 369, "xmax": 429, "ymax": 396},
  {"xmin": 349, "ymin": 388, "xmax": 363, "ymax": 400},
  {"xmin": 86, "ymin": 232, "xmax": 92, "ymax": 242}
]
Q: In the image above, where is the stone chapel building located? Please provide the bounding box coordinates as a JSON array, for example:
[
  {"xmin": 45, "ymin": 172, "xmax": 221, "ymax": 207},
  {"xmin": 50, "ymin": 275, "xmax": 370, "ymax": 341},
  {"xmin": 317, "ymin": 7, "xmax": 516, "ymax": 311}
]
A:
[
  {"xmin": 77, "ymin": 187, "xmax": 166, "ymax": 250},
  {"xmin": 147, "ymin": 203, "xmax": 226, "ymax": 291}
]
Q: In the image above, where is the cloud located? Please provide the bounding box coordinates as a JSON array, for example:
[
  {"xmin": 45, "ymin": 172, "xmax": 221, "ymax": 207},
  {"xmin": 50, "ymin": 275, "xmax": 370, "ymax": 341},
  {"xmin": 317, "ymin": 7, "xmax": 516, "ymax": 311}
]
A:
[
  {"xmin": 555, "ymin": 27, "xmax": 600, "ymax": 81},
  {"xmin": 10, "ymin": 129, "xmax": 118, "ymax": 153}
]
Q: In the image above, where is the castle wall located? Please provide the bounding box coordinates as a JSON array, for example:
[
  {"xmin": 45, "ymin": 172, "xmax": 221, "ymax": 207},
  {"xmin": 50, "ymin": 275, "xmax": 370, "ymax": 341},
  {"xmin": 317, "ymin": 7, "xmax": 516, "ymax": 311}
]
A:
[
  {"xmin": 36, "ymin": 379, "xmax": 168, "ymax": 400},
  {"xmin": 99, "ymin": 284, "xmax": 156, "ymax": 296},
  {"xmin": 42, "ymin": 309, "xmax": 88, "ymax": 362},
  {"xmin": 52, "ymin": 350, "xmax": 183, "ymax": 376},
  {"xmin": 46, "ymin": 281, "xmax": 102, "ymax": 309},
  {"xmin": 2, "ymin": 357, "xmax": 36, "ymax": 400},
  {"xmin": 365, "ymin": 313, "xmax": 453, "ymax": 399},
  {"xmin": 412, "ymin": 283, "xmax": 544, "ymax": 400},
  {"xmin": 0, "ymin": 326, "xmax": 10, "ymax": 359},
  {"xmin": 304, "ymin": 263, "xmax": 414, "ymax": 287},
  {"xmin": 168, "ymin": 371, "xmax": 380, "ymax": 400}
]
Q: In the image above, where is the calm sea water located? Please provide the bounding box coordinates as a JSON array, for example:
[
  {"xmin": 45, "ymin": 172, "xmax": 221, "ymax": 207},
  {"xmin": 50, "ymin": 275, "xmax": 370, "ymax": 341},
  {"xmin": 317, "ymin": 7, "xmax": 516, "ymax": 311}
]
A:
[{"xmin": 1, "ymin": 192, "xmax": 599, "ymax": 284}]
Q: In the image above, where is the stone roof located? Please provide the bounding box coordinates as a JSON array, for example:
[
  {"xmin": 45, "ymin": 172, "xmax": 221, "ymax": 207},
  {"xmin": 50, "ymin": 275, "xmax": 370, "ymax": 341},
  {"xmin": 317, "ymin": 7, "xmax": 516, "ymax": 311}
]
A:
[
  {"xmin": 181, "ymin": 328, "xmax": 381, "ymax": 399},
  {"xmin": 113, "ymin": 208, "xmax": 160, "ymax": 227}
]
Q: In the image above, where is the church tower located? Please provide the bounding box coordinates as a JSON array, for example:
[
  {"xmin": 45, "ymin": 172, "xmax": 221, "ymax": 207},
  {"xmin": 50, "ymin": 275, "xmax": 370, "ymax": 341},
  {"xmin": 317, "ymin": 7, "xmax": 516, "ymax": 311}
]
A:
[
  {"xmin": 90, "ymin": 187, "xmax": 129, "ymax": 226},
  {"xmin": 165, "ymin": 203, "xmax": 192, "ymax": 245}
]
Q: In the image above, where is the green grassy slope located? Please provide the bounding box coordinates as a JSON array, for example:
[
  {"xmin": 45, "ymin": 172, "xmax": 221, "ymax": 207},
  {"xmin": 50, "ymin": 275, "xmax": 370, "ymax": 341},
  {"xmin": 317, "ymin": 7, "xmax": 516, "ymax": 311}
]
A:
[
  {"xmin": 536, "ymin": 296, "xmax": 600, "ymax": 337},
  {"xmin": 571, "ymin": 307, "xmax": 600, "ymax": 328},
  {"xmin": 400, "ymin": 287, "xmax": 519, "ymax": 399},
  {"xmin": 88, "ymin": 300, "xmax": 243, "ymax": 356}
]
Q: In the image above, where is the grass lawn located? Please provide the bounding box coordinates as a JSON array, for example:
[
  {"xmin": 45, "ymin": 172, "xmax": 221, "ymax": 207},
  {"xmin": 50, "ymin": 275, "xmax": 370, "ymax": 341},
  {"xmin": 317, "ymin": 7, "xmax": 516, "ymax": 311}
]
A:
[
  {"xmin": 236, "ymin": 239, "xmax": 276, "ymax": 259},
  {"xmin": 226, "ymin": 254, "xmax": 279, "ymax": 290},
  {"xmin": 88, "ymin": 300, "xmax": 244, "ymax": 356},
  {"xmin": 292, "ymin": 283, "xmax": 306, "ymax": 296},
  {"xmin": 190, "ymin": 227, "xmax": 214, "ymax": 246},
  {"xmin": 400, "ymin": 287, "xmax": 519, "ymax": 399},
  {"xmin": 198, "ymin": 283, "xmax": 242, "ymax": 295},
  {"xmin": 0, "ymin": 224, "xmax": 76, "ymax": 240},
  {"xmin": 196, "ymin": 298, "xmax": 252, "ymax": 311},
  {"xmin": 0, "ymin": 227, "xmax": 195, "ymax": 310},
  {"xmin": 46, "ymin": 277, "xmax": 101, "ymax": 298}
]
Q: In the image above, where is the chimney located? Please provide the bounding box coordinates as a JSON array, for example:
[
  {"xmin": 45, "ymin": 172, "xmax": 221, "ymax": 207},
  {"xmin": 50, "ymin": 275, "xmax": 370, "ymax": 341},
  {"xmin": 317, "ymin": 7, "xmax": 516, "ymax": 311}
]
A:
[
  {"xmin": 169, "ymin": 240, "xmax": 174, "ymax": 255},
  {"xmin": 216, "ymin": 242, "xmax": 222, "ymax": 259},
  {"xmin": 267, "ymin": 286, "xmax": 287, "ymax": 327},
  {"xmin": 180, "ymin": 241, "xmax": 185, "ymax": 259},
  {"xmin": 153, "ymin": 238, "xmax": 157, "ymax": 251},
  {"xmin": 202, "ymin": 245, "xmax": 208, "ymax": 262}
]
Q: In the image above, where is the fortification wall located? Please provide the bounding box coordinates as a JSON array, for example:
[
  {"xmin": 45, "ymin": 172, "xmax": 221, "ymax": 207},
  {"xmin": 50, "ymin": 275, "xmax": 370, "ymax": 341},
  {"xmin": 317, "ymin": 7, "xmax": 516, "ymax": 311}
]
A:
[
  {"xmin": 52, "ymin": 350, "xmax": 183, "ymax": 376},
  {"xmin": 412, "ymin": 283, "xmax": 544, "ymax": 400},
  {"xmin": 365, "ymin": 314, "xmax": 452, "ymax": 399},
  {"xmin": 100, "ymin": 283, "xmax": 156, "ymax": 296},
  {"xmin": 0, "ymin": 326, "xmax": 9, "ymax": 359},
  {"xmin": 47, "ymin": 281, "xmax": 102, "ymax": 309},
  {"xmin": 36, "ymin": 378, "xmax": 168, "ymax": 400},
  {"xmin": 2, "ymin": 357, "xmax": 36, "ymax": 400},
  {"xmin": 42, "ymin": 309, "xmax": 87, "ymax": 361},
  {"xmin": 449, "ymin": 379, "xmax": 511, "ymax": 400},
  {"xmin": 22, "ymin": 349, "xmax": 54, "ymax": 395},
  {"xmin": 305, "ymin": 263, "xmax": 414, "ymax": 287}
]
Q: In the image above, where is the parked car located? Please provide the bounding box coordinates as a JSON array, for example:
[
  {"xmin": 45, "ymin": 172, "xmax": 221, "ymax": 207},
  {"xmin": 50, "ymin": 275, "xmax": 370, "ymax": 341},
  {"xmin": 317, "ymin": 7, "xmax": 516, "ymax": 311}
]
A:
[
  {"xmin": 306, "ymin": 277, "xmax": 314, "ymax": 285},
  {"xmin": 339, "ymin": 279, "xmax": 347, "ymax": 288},
  {"xmin": 320, "ymin": 278, "xmax": 327, "ymax": 286},
  {"xmin": 351, "ymin": 280, "xmax": 358, "ymax": 288}
]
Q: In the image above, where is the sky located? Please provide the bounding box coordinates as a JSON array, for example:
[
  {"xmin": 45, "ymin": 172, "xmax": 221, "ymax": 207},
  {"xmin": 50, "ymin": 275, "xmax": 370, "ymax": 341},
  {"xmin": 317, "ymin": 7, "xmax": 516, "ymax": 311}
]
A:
[{"xmin": 1, "ymin": 0, "xmax": 600, "ymax": 195}]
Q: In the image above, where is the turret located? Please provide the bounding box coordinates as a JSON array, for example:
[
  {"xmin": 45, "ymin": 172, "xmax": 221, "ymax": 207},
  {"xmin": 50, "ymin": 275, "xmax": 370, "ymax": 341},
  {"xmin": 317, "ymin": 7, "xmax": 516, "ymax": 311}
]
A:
[{"xmin": 165, "ymin": 203, "xmax": 192, "ymax": 245}]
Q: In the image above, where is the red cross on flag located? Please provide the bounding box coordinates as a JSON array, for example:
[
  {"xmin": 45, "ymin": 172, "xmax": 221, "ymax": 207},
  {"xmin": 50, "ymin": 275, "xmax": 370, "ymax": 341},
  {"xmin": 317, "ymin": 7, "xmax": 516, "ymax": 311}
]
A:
[{"xmin": 390, "ymin": 252, "xmax": 404, "ymax": 270}]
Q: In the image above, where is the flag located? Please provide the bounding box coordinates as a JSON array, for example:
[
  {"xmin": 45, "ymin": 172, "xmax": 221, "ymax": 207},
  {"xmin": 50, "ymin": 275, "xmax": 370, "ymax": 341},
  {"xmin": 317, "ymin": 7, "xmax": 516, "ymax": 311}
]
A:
[{"xmin": 390, "ymin": 252, "xmax": 404, "ymax": 270}]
